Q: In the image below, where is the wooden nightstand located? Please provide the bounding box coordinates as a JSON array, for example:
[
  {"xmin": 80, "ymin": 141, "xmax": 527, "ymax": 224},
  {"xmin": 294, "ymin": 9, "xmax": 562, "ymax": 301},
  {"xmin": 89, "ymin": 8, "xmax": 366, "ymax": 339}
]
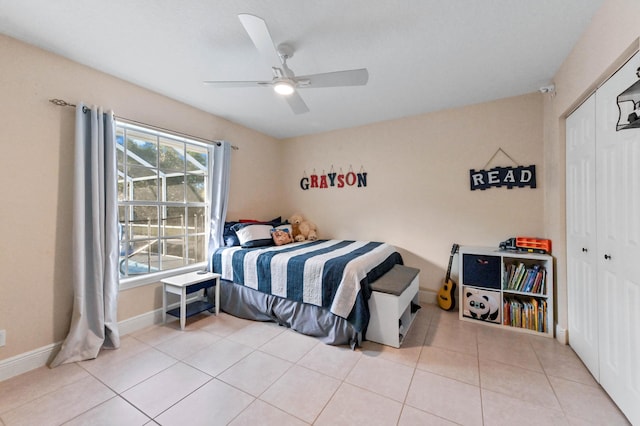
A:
[{"xmin": 161, "ymin": 271, "xmax": 221, "ymax": 330}]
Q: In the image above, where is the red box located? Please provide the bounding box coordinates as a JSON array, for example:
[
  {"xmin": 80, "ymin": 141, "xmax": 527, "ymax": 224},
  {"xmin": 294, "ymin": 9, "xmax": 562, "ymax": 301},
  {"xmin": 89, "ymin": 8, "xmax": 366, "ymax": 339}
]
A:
[{"xmin": 516, "ymin": 237, "xmax": 551, "ymax": 254}]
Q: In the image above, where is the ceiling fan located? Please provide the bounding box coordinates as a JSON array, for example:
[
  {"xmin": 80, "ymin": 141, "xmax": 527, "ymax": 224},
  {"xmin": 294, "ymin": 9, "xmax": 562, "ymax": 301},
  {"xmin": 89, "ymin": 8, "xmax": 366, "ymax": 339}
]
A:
[{"xmin": 203, "ymin": 14, "xmax": 369, "ymax": 114}]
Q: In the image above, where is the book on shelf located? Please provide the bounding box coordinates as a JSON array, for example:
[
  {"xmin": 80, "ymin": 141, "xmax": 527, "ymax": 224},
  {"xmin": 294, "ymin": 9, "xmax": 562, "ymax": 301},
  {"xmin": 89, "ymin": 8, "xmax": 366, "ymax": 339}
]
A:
[
  {"xmin": 503, "ymin": 296, "xmax": 547, "ymax": 332},
  {"xmin": 504, "ymin": 262, "xmax": 546, "ymax": 294}
]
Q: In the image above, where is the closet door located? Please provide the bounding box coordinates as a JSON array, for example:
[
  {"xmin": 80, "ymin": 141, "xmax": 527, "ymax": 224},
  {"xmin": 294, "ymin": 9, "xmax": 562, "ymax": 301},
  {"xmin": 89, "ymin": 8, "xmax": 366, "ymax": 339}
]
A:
[
  {"xmin": 594, "ymin": 52, "xmax": 640, "ymax": 425},
  {"xmin": 565, "ymin": 93, "xmax": 599, "ymax": 379}
]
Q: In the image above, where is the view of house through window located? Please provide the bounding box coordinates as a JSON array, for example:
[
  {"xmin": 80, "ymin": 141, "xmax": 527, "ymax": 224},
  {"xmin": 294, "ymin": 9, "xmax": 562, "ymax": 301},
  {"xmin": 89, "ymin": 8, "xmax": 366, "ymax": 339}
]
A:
[{"xmin": 116, "ymin": 121, "xmax": 210, "ymax": 279}]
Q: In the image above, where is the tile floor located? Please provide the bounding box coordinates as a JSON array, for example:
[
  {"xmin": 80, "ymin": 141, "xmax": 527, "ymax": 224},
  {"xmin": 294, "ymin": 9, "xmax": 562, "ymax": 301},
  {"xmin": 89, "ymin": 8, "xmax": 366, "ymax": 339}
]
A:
[{"xmin": 0, "ymin": 304, "xmax": 631, "ymax": 425}]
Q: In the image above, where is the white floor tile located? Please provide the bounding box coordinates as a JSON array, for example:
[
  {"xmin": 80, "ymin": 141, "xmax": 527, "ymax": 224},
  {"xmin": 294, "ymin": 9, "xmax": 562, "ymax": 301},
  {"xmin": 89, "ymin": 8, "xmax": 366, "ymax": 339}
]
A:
[
  {"xmin": 153, "ymin": 329, "xmax": 220, "ymax": 360},
  {"xmin": 1, "ymin": 375, "xmax": 114, "ymax": 426},
  {"xmin": 481, "ymin": 388, "xmax": 569, "ymax": 426},
  {"xmin": 479, "ymin": 359, "xmax": 561, "ymax": 410},
  {"xmin": 297, "ymin": 342, "xmax": 361, "ymax": 380},
  {"xmin": 228, "ymin": 399, "xmax": 308, "ymax": 426},
  {"xmin": 417, "ymin": 344, "xmax": 480, "ymax": 385},
  {"xmin": 549, "ymin": 376, "xmax": 630, "ymax": 425},
  {"xmin": 345, "ymin": 356, "xmax": 414, "ymax": 402},
  {"xmin": 121, "ymin": 362, "xmax": 211, "ymax": 418},
  {"xmin": 0, "ymin": 363, "xmax": 89, "ymax": 414},
  {"xmin": 398, "ymin": 405, "xmax": 458, "ymax": 425},
  {"xmin": 259, "ymin": 329, "xmax": 319, "ymax": 362},
  {"xmin": 63, "ymin": 396, "xmax": 150, "ymax": 426},
  {"xmin": 87, "ymin": 347, "xmax": 177, "ymax": 393},
  {"xmin": 198, "ymin": 312, "xmax": 253, "ymax": 337},
  {"xmin": 226, "ymin": 321, "xmax": 285, "ymax": 348},
  {"xmin": 406, "ymin": 369, "xmax": 483, "ymax": 426},
  {"xmin": 155, "ymin": 379, "xmax": 254, "ymax": 426},
  {"xmin": 260, "ymin": 365, "xmax": 341, "ymax": 423},
  {"xmin": 217, "ymin": 351, "xmax": 292, "ymax": 396},
  {"xmin": 182, "ymin": 337, "xmax": 253, "ymax": 377},
  {"xmin": 315, "ymin": 382, "xmax": 402, "ymax": 426}
]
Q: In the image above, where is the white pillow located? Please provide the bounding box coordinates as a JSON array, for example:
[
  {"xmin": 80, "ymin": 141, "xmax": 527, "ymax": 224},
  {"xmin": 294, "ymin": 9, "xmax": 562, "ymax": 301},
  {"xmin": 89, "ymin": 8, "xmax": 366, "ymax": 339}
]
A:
[{"xmin": 234, "ymin": 224, "xmax": 275, "ymax": 248}]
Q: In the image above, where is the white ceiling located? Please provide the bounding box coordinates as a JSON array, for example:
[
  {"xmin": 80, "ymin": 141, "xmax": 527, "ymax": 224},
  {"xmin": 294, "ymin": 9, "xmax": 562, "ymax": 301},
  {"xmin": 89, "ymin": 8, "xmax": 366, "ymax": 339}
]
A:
[{"xmin": 0, "ymin": 0, "xmax": 603, "ymax": 139}]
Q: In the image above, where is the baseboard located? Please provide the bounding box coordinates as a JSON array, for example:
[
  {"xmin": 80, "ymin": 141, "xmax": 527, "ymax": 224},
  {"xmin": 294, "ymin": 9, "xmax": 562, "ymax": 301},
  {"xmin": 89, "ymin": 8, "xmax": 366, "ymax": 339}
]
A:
[
  {"xmin": 117, "ymin": 308, "xmax": 164, "ymax": 336},
  {"xmin": 419, "ymin": 289, "xmax": 437, "ymax": 305},
  {"xmin": 0, "ymin": 308, "xmax": 164, "ymax": 382},
  {"xmin": 0, "ymin": 342, "xmax": 62, "ymax": 382},
  {"xmin": 556, "ymin": 324, "xmax": 568, "ymax": 345}
]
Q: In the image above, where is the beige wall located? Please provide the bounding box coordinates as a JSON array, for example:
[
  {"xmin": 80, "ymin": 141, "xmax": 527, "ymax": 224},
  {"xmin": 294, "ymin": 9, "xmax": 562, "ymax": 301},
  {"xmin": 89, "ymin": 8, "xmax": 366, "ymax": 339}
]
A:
[
  {"xmin": 0, "ymin": 34, "xmax": 282, "ymax": 360},
  {"xmin": 544, "ymin": 0, "xmax": 640, "ymax": 333},
  {"xmin": 281, "ymin": 93, "xmax": 545, "ymax": 294}
]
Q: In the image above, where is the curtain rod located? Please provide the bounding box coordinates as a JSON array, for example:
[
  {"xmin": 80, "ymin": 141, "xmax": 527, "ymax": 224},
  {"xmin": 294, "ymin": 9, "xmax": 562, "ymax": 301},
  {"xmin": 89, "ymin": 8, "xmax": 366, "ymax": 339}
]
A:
[{"xmin": 49, "ymin": 98, "xmax": 239, "ymax": 150}]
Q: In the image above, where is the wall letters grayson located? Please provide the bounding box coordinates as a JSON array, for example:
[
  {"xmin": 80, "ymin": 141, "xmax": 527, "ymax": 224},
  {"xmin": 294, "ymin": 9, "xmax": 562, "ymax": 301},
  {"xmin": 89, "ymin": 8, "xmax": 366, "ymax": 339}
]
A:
[
  {"xmin": 300, "ymin": 171, "xmax": 367, "ymax": 190},
  {"xmin": 469, "ymin": 165, "xmax": 536, "ymax": 190}
]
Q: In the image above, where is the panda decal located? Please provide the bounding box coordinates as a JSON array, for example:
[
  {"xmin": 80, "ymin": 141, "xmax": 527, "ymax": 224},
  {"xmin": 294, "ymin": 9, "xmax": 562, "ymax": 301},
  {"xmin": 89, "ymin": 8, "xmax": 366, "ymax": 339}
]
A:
[{"xmin": 464, "ymin": 289, "xmax": 500, "ymax": 322}]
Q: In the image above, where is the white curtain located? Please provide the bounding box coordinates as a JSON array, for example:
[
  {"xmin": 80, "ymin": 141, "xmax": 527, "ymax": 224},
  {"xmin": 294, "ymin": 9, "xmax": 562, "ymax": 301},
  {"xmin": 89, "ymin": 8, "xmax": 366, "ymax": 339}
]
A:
[
  {"xmin": 207, "ymin": 141, "xmax": 232, "ymax": 269},
  {"xmin": 50, "ymin": 103, "xmax": 120, "ymax": 367}
]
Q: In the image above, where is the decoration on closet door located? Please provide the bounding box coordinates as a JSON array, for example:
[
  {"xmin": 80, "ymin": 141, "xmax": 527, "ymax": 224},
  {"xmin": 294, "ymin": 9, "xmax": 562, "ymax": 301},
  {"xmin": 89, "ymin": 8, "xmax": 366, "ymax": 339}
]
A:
[
  {"xmin": 616, "ymin": 66, "xmax": 640, "ymax": 131},
  {"xmin": 469, "ymin": 148, "xmax": 536, "ymax": 190},
  {"xmin": 300, "ymin": 165, "xmax": 367, "ymax": 190}
]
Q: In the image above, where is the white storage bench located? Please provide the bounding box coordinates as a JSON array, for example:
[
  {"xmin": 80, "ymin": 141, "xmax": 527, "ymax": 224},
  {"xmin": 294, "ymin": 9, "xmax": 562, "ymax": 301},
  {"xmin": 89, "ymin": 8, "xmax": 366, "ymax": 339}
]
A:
[{"xmin": 367, "ymin": 264, "xmax": 420, "ymax": 348}]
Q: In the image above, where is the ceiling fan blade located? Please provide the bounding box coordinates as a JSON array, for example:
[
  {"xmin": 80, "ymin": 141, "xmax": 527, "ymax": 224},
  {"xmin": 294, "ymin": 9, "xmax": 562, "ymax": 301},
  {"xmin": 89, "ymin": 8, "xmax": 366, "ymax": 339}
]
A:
[
  {"xmin": 284, "ymin": 90, "xmax": 310, "ymax": 114},
  {"xmin": 238, "ymin": 14, "xmax": 283, "ymax": 69},
  {"xmin": 297, "ymin": 68, "xmax": 369, "ymax": 88},
  {"xmin": 203, "ymin": 80, "xmax": 271, "ymax": 88}
]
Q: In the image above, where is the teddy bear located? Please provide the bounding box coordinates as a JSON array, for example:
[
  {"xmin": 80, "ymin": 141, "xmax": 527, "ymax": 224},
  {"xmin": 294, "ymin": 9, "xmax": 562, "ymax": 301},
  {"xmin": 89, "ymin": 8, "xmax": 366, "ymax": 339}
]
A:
[
  {"xmin": 288, "ymin": 213, "xmax": 304, "ymax": 241},
  {"xmin": 298, "ymin": 220, "xmax": 318, "ymax": 241},
  {"xmin": 288, "ymin": 213, "xmax": 318, "ymax": 242}
]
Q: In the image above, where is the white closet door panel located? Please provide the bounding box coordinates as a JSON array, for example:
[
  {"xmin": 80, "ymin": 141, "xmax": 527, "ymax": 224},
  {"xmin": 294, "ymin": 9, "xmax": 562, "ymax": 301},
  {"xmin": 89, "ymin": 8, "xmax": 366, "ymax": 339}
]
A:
[
  {"xmin": 617, "ymin": 121, "xmax": 640, "ymax": 417},
  {"xmin": 594, "ymin": 52, "xmax": 640, "ymax": 426},
  {"xmin": 567, "ymin": 257, "xmax": 599, "ymax": 376},
  {"xmin": 565, "ymin": 93, "xmax": 599, "ymax": 378}
]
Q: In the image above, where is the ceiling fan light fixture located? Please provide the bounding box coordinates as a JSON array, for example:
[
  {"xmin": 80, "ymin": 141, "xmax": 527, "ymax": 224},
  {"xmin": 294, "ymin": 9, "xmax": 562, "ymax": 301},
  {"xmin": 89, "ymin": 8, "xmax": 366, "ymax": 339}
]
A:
[{"xmin": 274, "ymin": 80, "xmax": 295, "ymax": 96}]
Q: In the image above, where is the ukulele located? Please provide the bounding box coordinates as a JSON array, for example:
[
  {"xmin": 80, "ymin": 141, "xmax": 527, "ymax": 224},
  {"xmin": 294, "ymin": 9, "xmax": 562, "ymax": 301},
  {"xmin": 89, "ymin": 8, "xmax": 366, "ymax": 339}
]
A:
[{"xmin": 437, "ymin": 243, "xmax": 459, "ymax": 311}]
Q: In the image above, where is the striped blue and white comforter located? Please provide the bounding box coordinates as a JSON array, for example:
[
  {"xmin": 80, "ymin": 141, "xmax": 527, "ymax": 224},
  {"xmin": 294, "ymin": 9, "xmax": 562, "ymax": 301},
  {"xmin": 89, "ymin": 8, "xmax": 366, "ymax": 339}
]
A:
[{"xmin": 212, "ymin": 240, "xmax": 403, "ymax": 331}]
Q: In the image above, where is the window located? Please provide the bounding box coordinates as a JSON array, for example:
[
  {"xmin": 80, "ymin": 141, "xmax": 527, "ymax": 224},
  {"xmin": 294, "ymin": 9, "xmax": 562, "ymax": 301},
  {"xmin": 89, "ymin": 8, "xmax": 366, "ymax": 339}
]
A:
[{"xmin": 116, "ymin": 121, "xmax": 211, "ymax": 282}]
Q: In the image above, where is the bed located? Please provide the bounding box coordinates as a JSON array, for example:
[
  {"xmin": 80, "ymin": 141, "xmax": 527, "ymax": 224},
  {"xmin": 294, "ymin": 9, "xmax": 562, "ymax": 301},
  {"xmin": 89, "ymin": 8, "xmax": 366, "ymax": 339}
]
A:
[{"xmin": 211, "ymin": 239, "xmax": 403, "ymax": 346}]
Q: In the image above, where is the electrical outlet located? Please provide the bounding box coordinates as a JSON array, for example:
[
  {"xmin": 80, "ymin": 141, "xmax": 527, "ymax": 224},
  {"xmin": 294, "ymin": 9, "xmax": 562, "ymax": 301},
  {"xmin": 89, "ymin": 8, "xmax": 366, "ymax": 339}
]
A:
[{"xmin": 0, "ymin": 330, "xmax": 5, "ymax": 347}]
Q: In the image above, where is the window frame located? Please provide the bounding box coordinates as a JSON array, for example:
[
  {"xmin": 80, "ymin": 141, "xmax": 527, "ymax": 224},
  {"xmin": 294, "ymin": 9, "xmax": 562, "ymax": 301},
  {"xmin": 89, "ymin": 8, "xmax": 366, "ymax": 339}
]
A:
[{"xmin": 116, "ymin": 120, "xmax": 212, "ymax": 290}]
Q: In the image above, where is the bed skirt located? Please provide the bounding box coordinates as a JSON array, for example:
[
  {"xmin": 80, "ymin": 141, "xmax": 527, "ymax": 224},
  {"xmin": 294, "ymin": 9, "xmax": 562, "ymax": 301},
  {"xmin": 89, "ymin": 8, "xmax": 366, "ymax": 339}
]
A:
[{"xmin": 218, "ymin": 279, "xmax": 360, "ymax": 347}]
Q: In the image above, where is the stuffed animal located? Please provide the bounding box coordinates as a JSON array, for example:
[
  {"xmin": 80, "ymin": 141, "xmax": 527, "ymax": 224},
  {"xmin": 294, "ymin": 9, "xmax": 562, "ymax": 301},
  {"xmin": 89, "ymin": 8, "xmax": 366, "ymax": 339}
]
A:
[
  {"xmin": 299, "ymin": 220, "xmax": 318, "ymax": 241},
  {"xmin": 288, "ymin": 213, "xmax": 304, "ymax": 241},
  {"xmin": 288, "ymin": 213, "xmax": 318, "ymax": 241}
]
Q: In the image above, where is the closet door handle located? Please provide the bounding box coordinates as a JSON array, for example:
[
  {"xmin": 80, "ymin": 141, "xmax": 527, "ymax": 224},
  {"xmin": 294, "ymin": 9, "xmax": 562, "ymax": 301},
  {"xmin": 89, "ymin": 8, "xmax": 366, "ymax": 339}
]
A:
[
  {"xmin": 604, "ymin": 254, "xmax": 612, "ymax": 260},
  {"xmin": 582, "ymin": 248, "xmax": 588, "ymax": 252}
]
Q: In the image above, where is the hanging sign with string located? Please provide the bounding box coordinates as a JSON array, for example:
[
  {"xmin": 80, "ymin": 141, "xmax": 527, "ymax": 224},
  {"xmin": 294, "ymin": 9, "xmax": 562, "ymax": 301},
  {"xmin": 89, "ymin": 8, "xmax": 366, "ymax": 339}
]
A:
[
  {"xmin": 469, "ymin": 148, "xmax": 536, "ymax": 191},
  {"xmin": 299, "ymin": 165, "xmax": 368, "ymax": 190}
]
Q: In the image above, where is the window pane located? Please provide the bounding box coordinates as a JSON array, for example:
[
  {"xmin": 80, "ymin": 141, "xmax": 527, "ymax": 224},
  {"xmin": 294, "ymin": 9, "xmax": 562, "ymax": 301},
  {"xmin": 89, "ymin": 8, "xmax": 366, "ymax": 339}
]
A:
[
  {"xmin": 159, "ymin": 138, "xmax": 185, "ymax": 175},
  {"xmin": 187, "ymin": 207, "xmax": 205, "ymax": 234},
  {"xmin": 188, "ymin": 235, "xmax": 206, "ymax": 263},
  {"xmin": 118, "ymin": 206, "xmax": 126, "ymax": 225},
  {"xmin": 163, "ymin": 210, "xmax": 185, "ymax": 238},
  {"xmin": 162, "ymin": 238, "xmax": 185, "ymax": 270},
  {"xmin": 131, "ymin": 176, "xmax": 159, "ymax": 202},
  {"xmin": 127, "ymin": 130, "xmax": 158, "ymax": 168},
  {"xmin": 186, "ymin": 146, "xmax": 208, "ymax": 172},
  {"xmin": 165, "ymin": 175, "xmax": 185, "ymax": 202},
  {"xmin": 131, "ymin": 206, "xmax": 158, "ymax": 239},
  {"xmin": 120, "ymin": 240, "xmax": 159, "ymax": 276},
  {"xmin": 186, "ymin": 173, "xmax": 206, "ymax": 202},
  {"xmin": 117, "ymin": 178, "xmax": 126, "ymax": 202}
]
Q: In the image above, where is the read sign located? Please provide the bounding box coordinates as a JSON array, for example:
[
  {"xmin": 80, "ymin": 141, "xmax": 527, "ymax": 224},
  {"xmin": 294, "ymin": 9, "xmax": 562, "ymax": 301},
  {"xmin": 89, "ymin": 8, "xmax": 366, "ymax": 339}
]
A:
[{"xmin": 469, "ymin": 165, "xmax": 536, "ymax": 190}]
